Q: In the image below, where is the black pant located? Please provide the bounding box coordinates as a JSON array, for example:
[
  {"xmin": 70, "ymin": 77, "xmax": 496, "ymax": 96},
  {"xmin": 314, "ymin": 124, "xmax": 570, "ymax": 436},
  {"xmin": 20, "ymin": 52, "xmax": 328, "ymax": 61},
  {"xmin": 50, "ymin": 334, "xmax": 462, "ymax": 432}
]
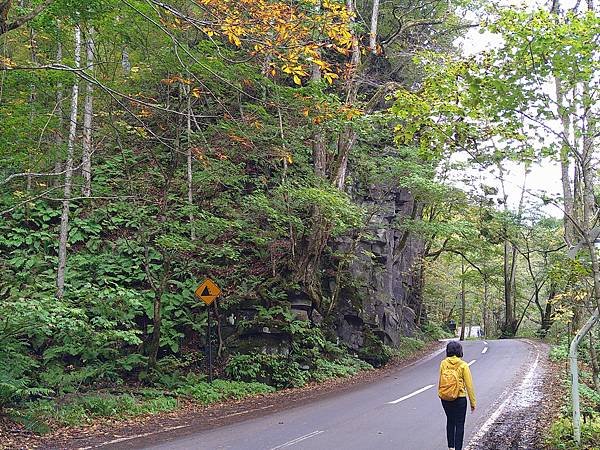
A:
[{"xmin": 441, "ymin": 396, "xmax": 467, "ymax": 450}]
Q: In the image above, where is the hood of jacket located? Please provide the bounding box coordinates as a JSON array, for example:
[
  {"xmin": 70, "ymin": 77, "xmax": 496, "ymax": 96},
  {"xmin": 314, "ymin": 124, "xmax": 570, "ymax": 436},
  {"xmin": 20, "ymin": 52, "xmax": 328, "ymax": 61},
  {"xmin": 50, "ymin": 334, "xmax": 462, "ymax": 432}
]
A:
[{"xmin": 442, "ymin": 355, "xmax": 465, "ymax": 369}]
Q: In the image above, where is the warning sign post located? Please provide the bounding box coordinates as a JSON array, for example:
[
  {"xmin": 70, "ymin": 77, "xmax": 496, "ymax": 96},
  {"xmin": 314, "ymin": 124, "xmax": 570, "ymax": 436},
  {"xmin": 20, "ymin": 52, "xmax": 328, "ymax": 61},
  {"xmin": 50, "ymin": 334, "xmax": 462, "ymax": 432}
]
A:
[{"xmin": 194, "ymin": 279, "xmax": 222, "ymax": 382}]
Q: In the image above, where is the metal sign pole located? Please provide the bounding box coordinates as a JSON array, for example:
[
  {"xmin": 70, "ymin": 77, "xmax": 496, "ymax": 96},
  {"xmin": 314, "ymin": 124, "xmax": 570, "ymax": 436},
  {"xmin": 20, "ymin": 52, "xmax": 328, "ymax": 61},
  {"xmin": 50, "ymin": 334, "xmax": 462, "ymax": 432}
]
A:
[
  {"xmin": 195, "ymin": 278, "xmax": 220, "ymax": 384},
  {"xmin": 207, "ymin": 305, "xmax": 213, "ymax": 383}
]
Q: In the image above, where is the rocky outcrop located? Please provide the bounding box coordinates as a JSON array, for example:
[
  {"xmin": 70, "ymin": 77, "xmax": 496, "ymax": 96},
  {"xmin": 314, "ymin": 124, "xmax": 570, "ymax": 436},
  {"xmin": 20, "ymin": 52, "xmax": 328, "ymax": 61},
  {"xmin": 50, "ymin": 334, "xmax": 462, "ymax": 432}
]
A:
[
  {"xmin": 332, "ymin": 186, "xmax": 425, "ymax": 351},
  {"xmin": 231, "ymin": 188, "xmax": 426, "ymax": 358}
]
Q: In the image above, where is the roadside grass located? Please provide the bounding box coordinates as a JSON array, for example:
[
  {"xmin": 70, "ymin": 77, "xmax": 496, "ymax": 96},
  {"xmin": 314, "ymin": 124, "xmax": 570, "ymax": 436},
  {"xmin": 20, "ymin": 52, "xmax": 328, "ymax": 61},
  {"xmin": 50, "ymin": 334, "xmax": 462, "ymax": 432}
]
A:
[
  {"xmin": 10, "ymin": 393, "xmax": 179, "ymax": 434},
  {"xmin": 546, "ymin": 416, "xmax": 600, "ymax": 450},
  {"xmin": 9, "ymin": 379, "xmax": 274, "ymax": 434},
  {"xmin": 384, "ymin": 336, "xmax": 426, "ymax": 360},
  {"xmin": 177, "ymin": 379, "xmax": 275, "ymax": 403}
]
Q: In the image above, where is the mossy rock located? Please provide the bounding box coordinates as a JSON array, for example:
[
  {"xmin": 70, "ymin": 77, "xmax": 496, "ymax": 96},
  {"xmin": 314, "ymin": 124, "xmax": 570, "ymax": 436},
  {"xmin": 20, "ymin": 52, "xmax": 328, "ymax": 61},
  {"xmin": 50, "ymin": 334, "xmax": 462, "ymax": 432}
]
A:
[{"xmin": 355, "ymin": 328, "xmax": 389, "ymax": 368}]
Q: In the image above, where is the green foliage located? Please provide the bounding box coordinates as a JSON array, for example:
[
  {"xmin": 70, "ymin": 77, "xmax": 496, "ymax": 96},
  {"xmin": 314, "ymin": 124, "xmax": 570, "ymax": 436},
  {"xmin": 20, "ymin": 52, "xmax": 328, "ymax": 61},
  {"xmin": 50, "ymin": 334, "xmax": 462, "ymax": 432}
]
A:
[
  {"xmin": 356, "ymin": 329, "xmax": 390, "ymax": 368},
  {"xmin": 311, "ymin": 356, "xmax": 371, "ymax": 382},
  {"xmin": 420, "ymin": 322, "xmax": 453, "ymax": 341},
  {"xmin": 383, "ymin": 337, "xmax": 426, "ymax": 360},
  {"xmin": 225, "ymin": 353, "xmax": 310, "ymax": 388},
  {"xmin": 225, "ymin": 350, "xmax": 372, "ymax": 389},
  {"xmin": 177, "ymin": 379, "xmax": 275, "ymax": 403},
  {"xmin": 12, "ymin": 394, "xmax": 178, "ymax": 433},
  {"xmin": 546, "ymin": 416, "xmax": 600, "ymax": 450},
  {"xmin": 550, "ymin": 343, "xmax": 569, "ymax": 362}
]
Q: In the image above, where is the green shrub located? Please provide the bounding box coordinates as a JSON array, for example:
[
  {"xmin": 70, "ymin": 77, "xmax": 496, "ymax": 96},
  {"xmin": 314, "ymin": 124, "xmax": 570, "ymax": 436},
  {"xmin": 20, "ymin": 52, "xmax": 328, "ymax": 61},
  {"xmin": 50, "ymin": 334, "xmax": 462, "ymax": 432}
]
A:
[
  {"xmin": 177, "ymin": 379, "xmax": 274, "ymax": 403},
  {"xmin": 224, "ymin": 354, "xmax": 263, "ymax": 381},
  {"xmin": 311, "ymin": 356, "xmax": 372, "ymax": 382},
  {"xmin": 546, "ymin": 415, "xmax": 600, "ymax": 449},
  {"xmin": 550, "ymin": 344, "xmax": 569, "ymax": 362},
  {"xmin": 382, "ymin": 337, "xmax": 426, "ymax": 361},
  {"xmin": 0, "ymin": 338, "xmax": 52, "ymax": 409},
  {"xmin": 12, "ymin": 394, "xmax": 179, "ymax": 432},
  {"xmin": 420, "ymin": 322, "xmax": 452, "ymax": 340},
  {"xmin": 225, "ymin": 353, "xmax": 309, "ymax": 388}
]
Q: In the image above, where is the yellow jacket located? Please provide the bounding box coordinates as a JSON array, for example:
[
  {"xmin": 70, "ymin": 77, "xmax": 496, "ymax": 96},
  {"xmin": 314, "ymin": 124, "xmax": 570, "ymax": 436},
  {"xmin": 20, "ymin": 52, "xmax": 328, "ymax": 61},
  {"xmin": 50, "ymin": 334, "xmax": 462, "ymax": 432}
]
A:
[{"xmin": 438, "ymin": 356, "xmax": 476, "ymax": 408}]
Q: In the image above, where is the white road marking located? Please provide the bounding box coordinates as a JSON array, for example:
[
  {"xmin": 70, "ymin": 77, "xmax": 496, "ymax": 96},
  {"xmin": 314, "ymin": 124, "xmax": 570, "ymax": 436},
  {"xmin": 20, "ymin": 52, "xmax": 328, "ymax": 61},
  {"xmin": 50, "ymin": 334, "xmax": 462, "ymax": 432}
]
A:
[
  {"xmin": 82, "ymin": 425, "xmax": 190, "ymax": 449},
  {"xmin": 270, "ymin": 430, "xmax": 324, "ymax": 450},
  {"xmin": 484, "ymin": 341, "xmax": 488, "ymax": 345},
  {"xmin": 482, "ymin": 347, "xmax": 488, "ymax": 354},
  {"xmin": 467, "ymin": 359, "xmax": 476, "ymax": 366},
  {"xmin": 388, "ymin": 384, "xmax": 435, "ymax": 404},
  {"xmin": 222, "ymin": 404, "xmax": 274, "ymax": 419}
]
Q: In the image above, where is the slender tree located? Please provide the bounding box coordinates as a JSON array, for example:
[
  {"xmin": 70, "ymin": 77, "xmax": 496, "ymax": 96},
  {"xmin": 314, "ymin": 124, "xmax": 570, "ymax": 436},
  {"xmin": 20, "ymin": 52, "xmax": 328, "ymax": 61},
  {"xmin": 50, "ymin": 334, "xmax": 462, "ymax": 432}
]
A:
[{"xmin": 56, "ymin": 25, "xmax": 81, "ymax": 299}]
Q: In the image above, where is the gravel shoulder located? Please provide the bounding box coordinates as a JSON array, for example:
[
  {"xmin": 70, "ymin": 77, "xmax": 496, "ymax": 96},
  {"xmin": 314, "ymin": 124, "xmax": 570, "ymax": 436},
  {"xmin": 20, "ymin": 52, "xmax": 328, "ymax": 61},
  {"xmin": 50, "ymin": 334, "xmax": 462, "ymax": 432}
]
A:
[{"xmin": 466, "ymin": 340, "xmax": 565, "ymax": 450}]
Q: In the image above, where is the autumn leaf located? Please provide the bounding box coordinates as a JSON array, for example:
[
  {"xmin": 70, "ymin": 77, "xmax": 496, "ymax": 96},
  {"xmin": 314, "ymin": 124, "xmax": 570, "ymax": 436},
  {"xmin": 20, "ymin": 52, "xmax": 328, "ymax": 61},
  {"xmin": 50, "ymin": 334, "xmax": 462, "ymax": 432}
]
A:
[{"xmin": 0, "ymin": 56, "xmax": 15, "ymax": 68}]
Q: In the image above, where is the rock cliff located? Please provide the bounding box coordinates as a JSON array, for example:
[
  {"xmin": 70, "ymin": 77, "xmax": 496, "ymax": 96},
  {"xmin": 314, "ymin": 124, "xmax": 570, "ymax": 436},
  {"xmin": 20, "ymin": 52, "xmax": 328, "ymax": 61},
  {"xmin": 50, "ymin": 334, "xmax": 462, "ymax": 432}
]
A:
[{"xmin": 331, "ymin": 186, "xmax": 425, "ymax": 354}]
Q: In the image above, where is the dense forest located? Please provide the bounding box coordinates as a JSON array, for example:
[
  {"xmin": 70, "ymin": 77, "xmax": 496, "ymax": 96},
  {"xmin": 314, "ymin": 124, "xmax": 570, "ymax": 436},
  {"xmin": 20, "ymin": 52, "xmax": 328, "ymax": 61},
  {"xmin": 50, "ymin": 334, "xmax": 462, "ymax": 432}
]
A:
[{"xmin": 0, "ymin": 0, "xmax": 599, "ymax": 446}]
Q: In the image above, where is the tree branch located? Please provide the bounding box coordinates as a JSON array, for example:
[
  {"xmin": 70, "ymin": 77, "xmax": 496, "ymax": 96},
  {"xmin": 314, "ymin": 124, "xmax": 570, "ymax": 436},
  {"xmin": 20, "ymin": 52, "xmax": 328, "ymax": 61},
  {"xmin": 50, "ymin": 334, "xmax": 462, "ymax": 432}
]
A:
[{"xmin": 1, "ymin": 0, "xmax": 54, "ymax": 35}]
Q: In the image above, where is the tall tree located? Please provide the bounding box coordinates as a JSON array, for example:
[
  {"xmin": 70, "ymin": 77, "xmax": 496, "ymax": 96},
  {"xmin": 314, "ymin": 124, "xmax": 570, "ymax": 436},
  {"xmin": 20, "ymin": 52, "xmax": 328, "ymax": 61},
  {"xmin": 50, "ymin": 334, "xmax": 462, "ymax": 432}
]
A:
[
  {"xmin": 56, "ymin": 24, "xmax": 81, "ymax": 299},
  {"xmin": 81, "ymin": 26, "xmax": 95, "ymax": 197}
]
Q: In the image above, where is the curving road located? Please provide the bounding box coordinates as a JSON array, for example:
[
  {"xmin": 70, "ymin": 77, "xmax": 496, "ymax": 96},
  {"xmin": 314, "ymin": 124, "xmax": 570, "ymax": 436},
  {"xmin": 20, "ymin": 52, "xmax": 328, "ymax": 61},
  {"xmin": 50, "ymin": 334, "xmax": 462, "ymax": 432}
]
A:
[{"xmin": 100, "ymin": 339, "xmax": 539, "ymax": 450}]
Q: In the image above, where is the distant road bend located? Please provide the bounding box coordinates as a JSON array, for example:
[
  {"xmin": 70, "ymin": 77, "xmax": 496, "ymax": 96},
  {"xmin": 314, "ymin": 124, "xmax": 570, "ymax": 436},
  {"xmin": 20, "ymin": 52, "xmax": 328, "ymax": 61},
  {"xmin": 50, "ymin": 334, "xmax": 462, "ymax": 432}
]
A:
[{"xmin": 95, "ymin": 340, "xmax": 541, "ymax": 450}]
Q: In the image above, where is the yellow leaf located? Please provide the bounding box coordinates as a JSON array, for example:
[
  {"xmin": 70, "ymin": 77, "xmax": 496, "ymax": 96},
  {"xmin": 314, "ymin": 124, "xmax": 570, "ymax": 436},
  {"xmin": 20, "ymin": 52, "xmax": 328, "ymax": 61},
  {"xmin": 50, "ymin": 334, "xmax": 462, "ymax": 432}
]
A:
[
  {"xmin": 293, "ymin": 75, "xmax": 302, "ymax": 85},
  {"xmin": 0, "ymin": 56, "xmax": 15, "ymax": 68}
]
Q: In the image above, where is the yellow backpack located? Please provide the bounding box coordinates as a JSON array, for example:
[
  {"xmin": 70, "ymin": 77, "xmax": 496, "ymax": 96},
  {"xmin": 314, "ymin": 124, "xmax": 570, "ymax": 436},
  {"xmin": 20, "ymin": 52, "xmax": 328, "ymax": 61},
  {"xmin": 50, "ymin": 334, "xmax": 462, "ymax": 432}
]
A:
[{"xmin": 438, "ymin": 363, "xmax": 462, "ymax": 401}]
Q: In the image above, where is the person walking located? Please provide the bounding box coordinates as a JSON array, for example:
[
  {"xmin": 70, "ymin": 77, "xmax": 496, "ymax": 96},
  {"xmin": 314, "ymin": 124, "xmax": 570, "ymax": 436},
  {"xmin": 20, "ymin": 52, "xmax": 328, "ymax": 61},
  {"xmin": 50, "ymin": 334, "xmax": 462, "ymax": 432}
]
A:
[{"xmin": 438, "ymin": 341, "xmax": 476, "ymax": 450}]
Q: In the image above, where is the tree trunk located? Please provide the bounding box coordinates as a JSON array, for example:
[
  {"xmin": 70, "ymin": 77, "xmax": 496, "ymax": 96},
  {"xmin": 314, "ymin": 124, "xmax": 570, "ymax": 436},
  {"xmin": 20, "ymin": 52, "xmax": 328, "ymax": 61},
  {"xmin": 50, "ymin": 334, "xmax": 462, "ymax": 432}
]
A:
[
  {"xmin": 502, "ymin": 237, "xmax": 515, "ymax": 336},
  {"xmin": 81, "ymin": 27, "xmax": 95, "ymax": 197},
  {"xmin": 554, "ymin": 77, "xmax": 576, "ymax": 245},
  {"xmin": 54, "ymin": 38, "xmax": 64, "ymax": 183},
  {"xmin": 569, "ymin": 59, "xmax": 600, "ymax": 443},
  {"xmin": 369, "ymin": 0, "xmax": 380, "ymax": 54},
  {"xmin": 122, "ymin": 46, "xmax": 131, "ymax": 74},
  {"xmin": 482, "ymin": 276, "xmax": 488, "ymax": 338},
  {"xmin": 187, "ymin": 85, "xmax": 195, "ymax": 240},
  {"xmin": 56, "ymin": 25, "xmax": 81, "ymax": 300},
  {"xmin": 460, "ymin": 258, "xmax": 466, "ymax": 341},
  {"xmin": 148, "ymin": 289, "xmax": 163, "ymax": 368}
]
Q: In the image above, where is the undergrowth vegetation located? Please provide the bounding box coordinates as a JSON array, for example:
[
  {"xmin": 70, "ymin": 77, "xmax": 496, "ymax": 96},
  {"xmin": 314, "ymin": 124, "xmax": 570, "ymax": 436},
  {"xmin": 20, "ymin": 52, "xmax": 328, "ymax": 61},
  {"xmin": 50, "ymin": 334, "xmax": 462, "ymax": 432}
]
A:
[{"xmin": 545, "ymin": 339, "xmax": 600, "ymax": 449}]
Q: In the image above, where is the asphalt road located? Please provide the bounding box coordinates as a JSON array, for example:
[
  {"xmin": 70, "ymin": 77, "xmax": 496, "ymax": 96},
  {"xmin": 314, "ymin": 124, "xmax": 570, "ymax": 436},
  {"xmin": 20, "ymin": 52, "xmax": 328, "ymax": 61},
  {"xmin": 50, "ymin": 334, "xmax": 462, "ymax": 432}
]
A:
[{"xmin": 120, "ymin": 339, "xmax": 535, "ymax": 450}]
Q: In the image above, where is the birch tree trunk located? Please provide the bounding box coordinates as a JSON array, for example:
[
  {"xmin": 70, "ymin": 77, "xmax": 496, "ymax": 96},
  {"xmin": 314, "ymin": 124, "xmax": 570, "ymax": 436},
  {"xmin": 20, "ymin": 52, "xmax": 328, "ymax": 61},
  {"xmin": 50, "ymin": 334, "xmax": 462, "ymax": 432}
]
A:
[
  {"xmin": 56, "ymin": 25, "xmax": 81, "ymax": 299},
  {"xmin": 122, "ymin": 46, "xmax": 131, "ymax": 75},
  {"xmin": 369, "ymin": 0, "xmax": 380, "ymax": 54},
  {"xmin": 26, "ymin": 12, "xmax": 36, "ymax": 191},
  {"xmin": 53, "ymin": 36, "xmax": 64, "ymax": 183},
  {"xmin": 81, "ymin": 27, "xmax": 95, "ymax": 197},
  {"xmin": 186, "ymin": 86, "xmax": 195, "ymax": 240}
]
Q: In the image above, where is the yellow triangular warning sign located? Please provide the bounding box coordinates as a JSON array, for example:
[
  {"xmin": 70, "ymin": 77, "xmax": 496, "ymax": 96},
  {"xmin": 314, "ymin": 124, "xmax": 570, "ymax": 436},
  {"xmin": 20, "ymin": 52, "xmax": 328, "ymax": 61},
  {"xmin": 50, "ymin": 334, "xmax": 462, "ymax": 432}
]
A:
[{"xmin": 195, "ymin": 278, "xmax": 221, "ymax": 305}]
